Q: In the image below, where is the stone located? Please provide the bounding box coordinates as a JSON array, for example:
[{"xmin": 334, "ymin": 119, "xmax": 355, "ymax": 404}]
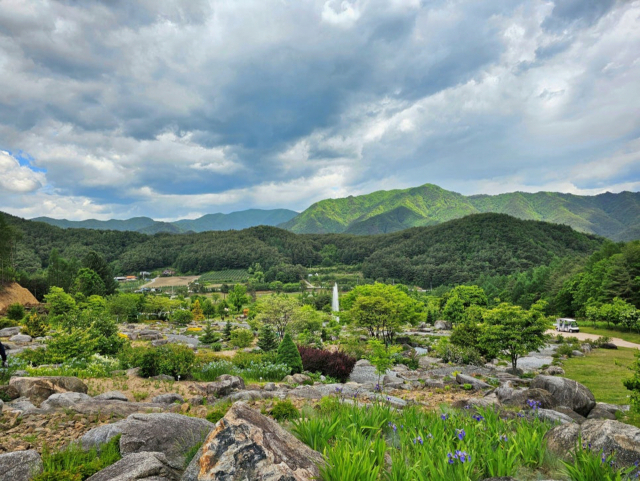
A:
[
  {"xmin": 348, "ymin": 360, "xmax": 400, "ymax": 385},
  {"xmin": 81, "ymin": 421, "xmax": 127, "ymax": 450},
  {"xmin": 152, "ymin": 374, "xmax": 175, "ymax": 381},
  {"xmin": 434, "ymin": 320, "xmax": 452, "ymax": 330},
  {"xmin": 152, "ymin": 339, "xmax": 169, "ymax": 346},
  {"xmin": 456, "ymin": 373, "xmax": 492, "ymax": 390},
  {"xmin": 188, "ymin": 395, "xmax": 205, "ymax": 406},
  {"xmin": 423, "ymin": 379, "xmax": 445, "ymax": 389},
  {"xmin": 543, "ymin": 366, "xmax": 565, "ymax": 376},
  {"xmin": 9, "ymin": 376, "xmax": 88, "ymax": 405},
  {"xmin": 553, "ymin": 405, "xmax": 587, "ymax": 424},
  {"xmin": 418, "ymin": 356, "xmax": 440, "ymax": 368},
  {"xmin": 119, "ymin": 412, "xmax": 214, "ymax": 467},
  {"xmin": 7, "ymin": 397, "xmax": 40, "ymax": 414},
  {"xmin": 534, "ymin": 409, "xmax": 576, "ymax": 424},
  {"xmin": 182, "ymin": 402, "xmax": 324, "ymax": 481},
  {"xmin": 586, "ymin": 405, "xmax": 617, "ymax": 420},
  {"xmin": 600, "ymin": 342, "xmax": 618, "ymax": 349},
  {"xmin": 264, "ymin": 382, "xmax": 277, "ymax": 391},
  {"xmin": 581, "ymin": 344, "xmax": 592, "ymax": 354},
  {"xmin": 571, "ymin": 350, "xmax": 584, "ymax": 357},
  {"xmin": 9, "ymin": 334, "xmax": 31, "ymax": 343},
  {"xmin": 284, "ymin": 373, "xmax": 311, "ymax": 384},
  {"xmin": 0, "ymin": 326, "xmax": 21, "ymax": 337},
  {"xmin": 86, "ymin": 452, "xmax": 182, "ymax": 481},
  {"xmin": 0, "ymin": 384, "xmax": 19, "ymax": 400},
  {"xmin": 94, "ymin": 391, "xmax": 129, "ymax": 401},
  {"xmin": 152, "ymin": 393, "xmax": 185, "ymax": 404},
  {"xmin": 530, "ymin": 375, "xmax": 596, "ymax": 416},
  {"xmin": 205, "ymin": 375, "xmax": 245, "ymax": 398},
  {"xmin": 226, "ymin": 390, "xmax": 278, "ymax": 402},
  {"xmin": 594, "ymin": 402, "xmax": 627, "ymax": 415},
  {"xmin": 0, "ymin": 450, "xmax": 43, "ymax": 481},
  {"xmin": 41, "ymin": 392, "xmax": 93, "ymax": 410},
  {"xmin": 546, "ymin": 419, "xmax": 640, "ymax": 467},
  {"xmin": 138, "ymin": 330, "xmax": 163, "ymax": 340},
  {"xmin": 498, "ymin": 387, "xmax": 558, "ymax": 410}
]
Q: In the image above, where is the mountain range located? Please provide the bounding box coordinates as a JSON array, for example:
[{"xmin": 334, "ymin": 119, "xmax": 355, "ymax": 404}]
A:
[
  {"xmin": 280, "ymin": 184, "xmax": 640, "ymax": 241},
  {"xmin": 33, "ymin": 209, "xmax": 298, "ymax": 234},
  {"xmin": 31, "ymin": 184, "xmax": 640, "ymax": 241}
]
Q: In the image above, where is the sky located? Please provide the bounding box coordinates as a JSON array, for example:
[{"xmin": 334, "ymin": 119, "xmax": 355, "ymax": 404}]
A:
[{"xmin": 0, "ymin": 0, "xmax": 639, "ymax": 221}]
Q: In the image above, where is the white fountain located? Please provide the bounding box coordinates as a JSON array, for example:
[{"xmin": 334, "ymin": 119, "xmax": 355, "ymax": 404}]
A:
[{"xmin": 332, "ymin": 282, "xmax": 340, "ymax": 322}]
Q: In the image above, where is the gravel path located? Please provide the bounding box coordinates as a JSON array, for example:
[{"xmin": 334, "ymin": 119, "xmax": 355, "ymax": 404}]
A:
[{"xmin": 547, "ymin": 330, "xmax": 640, "ymax": 349}]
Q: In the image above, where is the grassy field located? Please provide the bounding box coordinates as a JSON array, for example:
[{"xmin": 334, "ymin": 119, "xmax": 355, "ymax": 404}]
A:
[
  {"xmin": 578, "ymin": 325, "xmax": 640, "ymax": 345},
  {"xmin": 562, "ymin": 347, "xmax": 637, "ymax": 404},
  {"xmin": 199, "ymin": 269, "xmax": 249, "ymax": 283}
]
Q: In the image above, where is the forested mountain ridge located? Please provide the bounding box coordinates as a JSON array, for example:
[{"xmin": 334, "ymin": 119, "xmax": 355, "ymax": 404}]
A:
[
  {"xmin": 33, "ymin": 208, "xmax": 298, "ymax": 234},
  {"xmin": 280, "ymin": 184, "xmax": 640, "ymax": 241},
  {"xmin": 2, "ymin": 211, "xmax": 603, "ymax": 290}
]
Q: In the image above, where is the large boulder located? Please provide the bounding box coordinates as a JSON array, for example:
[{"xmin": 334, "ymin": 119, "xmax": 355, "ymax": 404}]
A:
[
  {"xmin": 203, "ymin": 375, "xmax": 245, "ymax": 399},
  {"xmin": 530, "ymin": 375, "xmax": 595, "ymax": 416},
  {"xmin": 496, "ymin": 385, "xmax": 558, "ymax": 410},
  {"xmin": 152, "ymin": 393, "xmax": 185, "ymax": 404},
  {"xmin": 119, "ymin": 413, "xmax": 214, "ymax": 467},
  {"xmin": 41, "ymin": 392, "xmax": 93, "ymax": 410},
  {"xmin": 456, "ymin": 373, "xmax": 492, "ymax": 390},
  {"xmin": 0, "ymin": 326, "xmax": 21, "ymax": 337},
  {"xmin": 9, "ymin": 334, "xmax": 32, "ymax": 343},
  {"xmin": 86, "ymin": 452, "xmax": 182, "ymax": 481},
  {"xmin": 94, "ymin": 391, "xmax": 129, "ymax": 401},
  {"xmin": 0, "ymin": 450, "xmax": 43, "ymax": 481},
  {"xmin": 434, "ymin": 320, "xmax": 452, "ymax": 330},
  {"xmin": 183, "ymin": 402, "xmax": 324, "ymax": 481},
  {"xmin": 546, "ymin": 419, "xmax": 640, "ymax": 467},
  {"xmin": 81, "ymin": 421, "xmax": 127, "ymax": 451},
  {"xmin": 9, "ymin": 376, "xmax": 88, "ymax": 405},
  {"xmin": 138, "ymin": 329, "xmax": 163, "ymax": 340}
]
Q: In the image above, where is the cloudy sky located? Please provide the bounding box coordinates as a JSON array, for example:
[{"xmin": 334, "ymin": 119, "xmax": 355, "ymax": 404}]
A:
[{"xmin": 0, "ymin": 0, "xmax": 639, "ymax": 221}]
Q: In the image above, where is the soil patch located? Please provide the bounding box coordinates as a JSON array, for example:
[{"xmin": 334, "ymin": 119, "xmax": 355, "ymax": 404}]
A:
[
  {"xmin": 141, "ymin": 276, "xmax": 200, "ymax": 288},
  {"xmin": 0, "ymin": 282, "xmax": 39, "ymax": 313}
]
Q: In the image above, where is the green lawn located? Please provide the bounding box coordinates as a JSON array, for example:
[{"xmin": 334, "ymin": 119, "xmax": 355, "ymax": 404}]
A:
[
  {"xmin": 562, "ymin": 347, "xmax": 637, "ymax": 405},
  {"xmin": 578, "ymin": 325, "xmax": 640, "ymax": 345}
]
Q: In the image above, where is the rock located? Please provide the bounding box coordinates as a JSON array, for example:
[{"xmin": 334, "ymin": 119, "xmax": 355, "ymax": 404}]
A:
[
  {"xmin": 600, "ymin": 342, "xmax": 618, "ymax": 349},
  {"xmin": 94, "ymin": 391, "xmax": 129, "ymax": 401},
  {"xmin": 152, "ymin": 393, "xmax": 185, "ymax": 404},
  {"xmin": 586, "ymin": 405, "xmax": 617, "ymax": 420},
  {"xmin": 41, "ymin": 392, "xmax": 93, "ymax": 410},
  {"xmin": 9, "ymin": 334, "xmax": 31, "ymax": 343},
  {"xmin": 456, "ymin": 373, "xmax": 492, "ymax": 390},
  {"xmin": 348, "ymin": 360, "xmax": 400, "ymax": 385},
  {"xmin": 0, "ymin": 326, "xmax": 20, "ymax": 337},
  {"xmin": 499, "ymin": 387, "xmax": 558, "ymax": 410},
  {"xmin": 182, "ymin": 402, "xmax": 323, "ymax": 481},
  {"xmin": 264, "ymin": 382, "xmax": 277, "ymax": 392},
  {"xmin": 86, "ymin": 452, "xmax": 182, "ymax": 481},
  {"xmin": 581, "ymin": 344, "xmax": 592, "ymax": 354},
  {"xmin": 226, "ymin": 390, "xmax": 278, "ymax": 402},
  {"xmin": 0, "ymin": 450, "xmax": 43, "ymax": 481},
  {"xmin": 9, "ymin": 376, "xmax": 88, "ymax": 405},
  {"xmin": 119, "ymin": 412, "xmax": 214, "ymax": 467},
  {"xmin": 534, "ymin": 409, "xmax": 576, "ymax": 424},
  {"xmin": 434, "ymin": 320, "xmax": 452, "ymax": 330},
  {"xmin": 126, "ymin": 367, "xmax": 142, "ymax": 377},
  {"xmin": 553, "ymin": 405, "xmax": 587, "ymax": 424},
  {"xmin": 7, "ymin": 397, "xmax": 40, "ymax": 414},
  {"xmin": 0, "ymin": 384, "xmax": 19, "ymax": 401},
  {"xmin": 543, "ymin": 366, "xmax": 565, "ymax": 376},
  {"xmin": 205, "ymin": 375, "xmax": 245, "ymax": 398},
  {"xmin": 152, "ymin": 374, "xmax": 175, "ymax": 381},
  {"xmin": 546, "ymin": 419, "xmax": 640, "ymax": 467},
  {"xmin": 571, "ymin": 350, "xmax": 584, "ymax": 357},
  {"xmin": 138, "ymin": 330, "xmax": 162, "ymax": 340},
  {"xmin": 418, "ymin": 356, "xmax": 440, "ymax": 368},
  {"xmin": 152, "ymin": 339, "xmax": 169, "ymax": 347},
  {"xmin": 81, "ymin": 421, "xmax": 127, "ymax": 450},
  {"xmin": 423, "ymin": 379, "xmax": 445, "ymax": 389},
  {"xmin": 594, "ymin": 402, "xmax": 627, "ymax": 415},
  {"xmin": 188, "ymin": 395, "xmax": 205, "ymax": 406},
  {"xmin": 285, "ymin": 373, "xmax": 311, "ymax": 384},
  {"xmin": 530, "ymin": 375, "xmax": 595, "ymax": 416}
]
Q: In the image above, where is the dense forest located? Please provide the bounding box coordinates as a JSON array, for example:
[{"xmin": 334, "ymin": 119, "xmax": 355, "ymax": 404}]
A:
[{"xmin": 2, "ymin": 211, "xmax": 603, "ymax": 295}]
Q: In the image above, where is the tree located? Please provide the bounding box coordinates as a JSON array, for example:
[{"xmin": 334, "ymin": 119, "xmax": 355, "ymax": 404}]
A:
[
  {"xmin": 6, "ymin": 303, "xmax": 25, "ymax": 321},
  {"xmin": 83, "ymin": 251, "xmax": 117, "ymax": 295},
  {"xmin": 108, "ymin": 293, "xmax": 143, "ymax": 322},
  {"xmin": 0, "ymin": 214, "xmax": 19, "ymax": 284},
  {"xmin": 256, "ymin": 295, "xmax": 300, "ymax": 339},
  {"xmin": 277, "ymin": 333, "xmax": 303, "ymax": 374},
  {"xmin": 223, "ymin": 320, "xmax": 233, "ymax": 341},
  {"xmin": 480, "ymin": 300, "xmax": 549, "ymax": 373},
  {"xmin": 227, "ymin": 284, "xmax": 248, "ymax": 313},
  {"xmin": 72, "ymin": 268, "xmax": 106, "ymax": 298},
  {"xmin": 200, "ymin": 321, "xmax": 219, "ymax": 344},
  {"xmin": 23, "ymin": 311, "xmax": 47, "ymax": 338},
  {"xmin": 257, "ymin": 324, "xmax": 279, "ymax": 352},
  {"xmin": 191, "ymin": 300, "xmax": 205, "ymax": 322},
  {"xmin": 367, "ymin": 339, "xmax": 401, "ymax": 389},
  {"xmin": 443, "ymin": 295, "xmax": 465, "ymax": 324},
  {"xmin": 230, "ymin": 328, "xmax": 254, "ymax": 348},
  {"xmin": 44, "ymin": 286, "xmax": 77, "ymax": 317},
  {"xmin": 171, "ymin": 309, "xmax": 193, "ymax": 325},
  {"xmin": 217, "ymin": 300, "xmax": 229, "ymax": 320}
]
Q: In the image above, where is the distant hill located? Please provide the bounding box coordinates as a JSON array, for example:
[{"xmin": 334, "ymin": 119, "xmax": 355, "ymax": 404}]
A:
[
  {"xmin": 33, "ymin": 209, "xmax": 298, "ymax": 234},
  {"xmin": 280, "ymin": 184, "xmax": 640, "ymax": 241}
]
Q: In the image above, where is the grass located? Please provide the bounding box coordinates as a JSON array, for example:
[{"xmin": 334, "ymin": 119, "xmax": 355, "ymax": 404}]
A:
[
  {"xmin": 578, "ymin": 325, "xmax": 640, "ymax": 346},
  {"xmin": 562, "ymin": 347, "xmax": 636, "ymax": 405},
  {"xmin": 199, "ymin": 269, "xmax": 249, "ymax": 283}
]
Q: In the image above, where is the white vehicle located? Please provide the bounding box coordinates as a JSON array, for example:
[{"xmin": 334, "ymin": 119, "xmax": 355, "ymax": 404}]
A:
[{"xmin": 556, "ymin": 318, "xmax": 580, "ymax": 333}]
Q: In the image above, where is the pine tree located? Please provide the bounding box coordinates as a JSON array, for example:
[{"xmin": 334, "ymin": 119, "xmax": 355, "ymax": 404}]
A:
[
  {"xmin": 200, "ymin": 320, "xmax": 219, "ymax": 344},
  {"xmin": 277, "ymin": 333, "xmax": 303, "ymax": 374},
  {"xmin": 191, "ymin": 300, "xmax": 205, "ymax": 322},
  {"xmin": 223, "ymin": 321, "xmax": 232, "ymax": 341},
  {"xmin": 257, "ymin": 324, "xmax": 279, "ymax": 352}
]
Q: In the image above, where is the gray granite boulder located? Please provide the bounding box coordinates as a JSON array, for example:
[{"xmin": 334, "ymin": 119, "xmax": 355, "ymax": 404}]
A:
[
  {"xmin": 81, "ymin": 421, "xmax": 127, "ymax": 451},
  {"xmin": 530, "ymin": 375, "xmax": 595, "ymax": 416},
  {"xmin": 152, "ymin": 393, "xmax": 185, "ymax": 404},
  {"xmin": 9, "ymin": 376, "xmax": 88, "ymax": 405},
  {"xmin": 0, "ymin": 450, "xmax": 43, "ymax": 481},
  {"xmin": 9, "ymin": 334, "xmax": 32, "ymax": 343},
  {"xmin": 94, "ymin": 391, "xmax": 129, "ymax": 401},
  {"xmin": 86, "ymin": 452, "xmax": 182, "ymax": 481},
  {"xmin": 456, "ymin": 373, "xmax": 492, "ymax": 390},
  {"xmin": 434, "ymin": 320, "xmax": 452, "ymax": 330},
  {"xmin": 41, "ymin": 392, "xmax": 93, "ymax": 410},
  {"xmin": 0, "ymin": 326, "xmax": 21, "ymax": 337}
]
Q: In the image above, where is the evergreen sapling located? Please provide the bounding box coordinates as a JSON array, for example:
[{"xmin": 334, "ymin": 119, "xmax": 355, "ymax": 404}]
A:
[
  {"xmin": 257, "ymin": 324, "xmax": 279, "ymax": 352},
  {"xmin": 277, "ymin": 333, "xmax": 303, "ymax": 374}
]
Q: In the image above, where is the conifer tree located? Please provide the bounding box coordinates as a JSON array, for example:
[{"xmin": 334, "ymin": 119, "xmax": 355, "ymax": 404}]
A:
[
  {"xmin": 191, "ymin": 299, "xmax": 205, "ymax": 322},
  {"xmin": 223, "ymin": 320, "xmax": 232, "ymax": 341},
  {"xmin": 200, "ymin": 320, "xmax": 218, "ymax": 344},
  {"xmin": 257, "ymin": 324, "xmax": 279, "ymax": 352},
  {"xmin": 277, "ymin": 333, "xmax": 303, "ymax": 374}
]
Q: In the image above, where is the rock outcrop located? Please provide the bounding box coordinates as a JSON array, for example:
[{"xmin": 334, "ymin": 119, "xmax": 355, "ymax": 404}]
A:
[
  {"xmin": 0, "ymin": 450, "xmax": 43, "ymax": 481},
  {"xmin": 86, "ymin": 452, "xmax": 182, "ymax": 481},
  {"xmin": 9, "ymin": 376, "xmax": 88, "ymax": 405},
  {"xmin": 530, "ymin": 375, "xmax": 595, "ymax": 416},
  {"xmin": 183, "ymin": 402, "xmax": 324, "ymax": 480}
]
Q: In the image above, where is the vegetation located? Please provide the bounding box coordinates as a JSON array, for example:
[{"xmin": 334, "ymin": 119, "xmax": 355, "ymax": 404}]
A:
[
  {"xmin": 229, "ymin": 328, "xmax": 254, "ymax": 348},
  {"xmin": 257, "ymin": 324, "xmax": 279, "ymax": 352},
  {"xmin": 297, "ymin": 345, "xmax": 356, "ymax": 383},
  {"xmin": 277, "ymin": 333, "xmax": 303, "ymax": 374}
]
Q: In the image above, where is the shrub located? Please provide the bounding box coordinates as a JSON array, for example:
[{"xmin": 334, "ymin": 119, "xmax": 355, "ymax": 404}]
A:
[
  {"xmin": 45, "ymin": 328, "xmax": 98, "ymax": 363},
  {"xmin": 23, "ymin": 312, "xmax": 48, "ymax": 338},
  {"xmin": 277, "ymin": 333, "xmax": 303, "ymax": 374},
  {"xmin": 6, "ymin": 303, "xmax": 25, "ymax": 321},
  {"xmin": 297, "ymin": 345, "xmax": 356, "ymax": 383},
  {"xmin": 171, "ymin": 309, "xmax": 193, "ymax": 326},
  {"xmin": 139, "ymin": 344, "xmax": 195, "ymax": 379},
  {"xmin": 193, "ymin": 360, "xmax": 236, "ymax": 381},
  {"xmin": 257, "ymin": 324, "xmax": 279, "ymax": 352},
  {"xmin": 435, "ymin": 340, "xmax": 483, "ymax": 365},
  {"xmin": 270, "ymin": 399, "xmax": 300, "ymax": 421},
  {"xmin": 211, "ymin": 342, "xmax": 222, "ymax": 352},
  {"xmin": 200, "ymin": 321, "xmax": 220, "ymax": 344},
  {"xmin": 230, "ymin": 328, "xmax": 254, "ymax": 348},
  {"xmin": 0, "ymin": 317, "xmax": 18, "ymax": 330},
  {"xmin": 556, "ymin": 344, "xmax": 576, "ymax": 358}
]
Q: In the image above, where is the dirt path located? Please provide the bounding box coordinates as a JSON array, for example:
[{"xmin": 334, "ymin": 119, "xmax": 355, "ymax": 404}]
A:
[
  {"xmin": 547, "ymin": 330, "xmax": 640, "ymax": 349},
  {"xmin": 141, "ymin": 276, "xmax": 200, "ymax": 288}
]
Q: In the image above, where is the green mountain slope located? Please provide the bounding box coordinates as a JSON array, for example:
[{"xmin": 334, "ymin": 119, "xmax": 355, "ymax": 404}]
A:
[
  {"xmin": 281, "ymin": 184, "xmax": 640, "ymax": 240},
  {"xmin": 32, "ymin": 209, "xmax": 298, "ymax": 234}
]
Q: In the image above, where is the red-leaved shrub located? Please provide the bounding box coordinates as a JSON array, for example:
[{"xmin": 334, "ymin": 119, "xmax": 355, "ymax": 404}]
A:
[{"xmin": 297, "ymin": 345, "xmax": 356, "ymax": 383}]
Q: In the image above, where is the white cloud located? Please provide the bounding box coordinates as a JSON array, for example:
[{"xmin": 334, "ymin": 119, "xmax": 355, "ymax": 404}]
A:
[{"xmin": 0, "ymin": 151, "xmax": 45, "ymax": 193}]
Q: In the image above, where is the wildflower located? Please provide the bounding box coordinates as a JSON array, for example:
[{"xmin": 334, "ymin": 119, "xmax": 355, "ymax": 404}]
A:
[
  {"xmin": 601, "ymin": 451, "xmax": 607, "ymax": 464},
  {"xmin": 500, "ymin": 435, "xmax": 508, "ymax": 442},
  {"xmin": 426, "ymin": 433, "xmax": 433, "ymax": 439},
  {"xmin": 526, "ymin": 399, "xmax": 542, "ymax": 410},
  {"xmin": 441, "ymin": 413, "xmax": 449, "ymax": 421},
  {"xmin": 457, "ymin": 429, "xmax": 466, "ymax": 440},
  {"xmin": 472, "ymin": 414, "xmax": 484, "ymax": 421},
  {"xmin": 516, "ymin": 412, "xmax": 525, "ymax": 418}
]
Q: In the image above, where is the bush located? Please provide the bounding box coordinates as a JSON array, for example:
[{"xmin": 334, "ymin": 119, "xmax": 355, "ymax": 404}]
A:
[
  {"xmin": 23, "ymin": 312, "xmax": 48, "ymax": 338},
  {"xmin": 270, "ymin": 399, "xmax": 300, "ymax": 421},
  {"xmin": 6, "ymin": 303, "xmax": 25, "ymax": 321},
  {"xmin": 435, "ymin": 340, "xmax": 483, "ymax": 365},
  {"xmin": 0, "ymin": 317, "xmax": 18, "ymax": 330},
  {"xmin": 230, "ymin": 328, "xmax": 254, "ymax": 348},
  {"xmin": 277, "ymin": 333, "xmax": 303, "ymax": 374},
  {"xmin": 211, "ymin": 342, "xmax": 222, "ymax": 352},
  {"xmin": 297, "ymin": 345, "xmax": 356, "ymax": 383},
  {"xmin": 171, "ymin": 309, "xmax": 193, "ymax": 326},
  {"xmin": 200, "ymin": 321, "xmax": 220, "ymax": 344},
  {"xmin": 556, "ymin": 344, "xmax": 576, "ymax": 358},
  {"xmin": 139, "ymin": 344, "xmax": 196, "ymax": 379}
]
